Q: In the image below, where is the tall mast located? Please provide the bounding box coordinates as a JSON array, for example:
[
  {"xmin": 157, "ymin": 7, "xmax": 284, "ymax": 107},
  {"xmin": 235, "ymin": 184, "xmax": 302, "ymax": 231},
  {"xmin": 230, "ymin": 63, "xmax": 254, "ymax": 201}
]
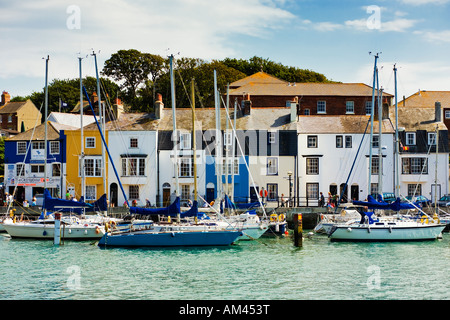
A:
[
  {"xmin": 191, "ymin": 79, "xmax": 197, "ymax": 202},
  {"xmin": 394, "ymin": 64, "xmax": 399, "ymax": 198},
  {"xmin": 169, "ymin": 54, "xmax": 179, "ymax": 197},
  {"xmin": 44, "ymin": 56, "xmax": 49, "ymax": 194},
  {"xmin": 214, "ymin": 70, "xmax": 222, "ymax": 200},
  {"xmin": 231, "ymin": 98, "xmax": 237, "ymax": 202},
  {"xmin": 225, "ymin": 84, "xmax": 230, "ymax": 197},
  {"xmin": 378, "ymin": 82, "xmax": 383, "ymax": 194},
  {"xmin": 92, "ymin": 51, "xmax": 107, "ymax": 201},
  {"xmin": 79, "ymin": 56, "xmax": 85, "ymax": 199},
  {"xmin": 368, "ymin": 53, "xmax": 379, "ymax": 196}
]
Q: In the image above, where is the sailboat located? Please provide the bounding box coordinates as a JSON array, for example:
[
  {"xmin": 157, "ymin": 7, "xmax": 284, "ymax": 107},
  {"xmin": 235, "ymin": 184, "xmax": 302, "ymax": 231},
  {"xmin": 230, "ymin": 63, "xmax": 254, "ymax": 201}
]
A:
[
  {"xmin": 328, "ymin": 58, "xmax": 446, "ymax": 241},
  {"xmin": 80, "ymin": 66, "xmax": 242, "ymax": 247},
  {"xmin": 3, "ymin": 56, "xmax": 107, "ymax": 240}
]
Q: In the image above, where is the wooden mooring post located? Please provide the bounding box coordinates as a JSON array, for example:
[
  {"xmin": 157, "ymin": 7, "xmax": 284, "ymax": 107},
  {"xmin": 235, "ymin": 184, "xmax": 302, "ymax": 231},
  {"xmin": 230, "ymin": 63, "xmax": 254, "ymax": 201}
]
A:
[{"xmin": 293, "ymin": 213, "xmax": 303, "ymax": 247}]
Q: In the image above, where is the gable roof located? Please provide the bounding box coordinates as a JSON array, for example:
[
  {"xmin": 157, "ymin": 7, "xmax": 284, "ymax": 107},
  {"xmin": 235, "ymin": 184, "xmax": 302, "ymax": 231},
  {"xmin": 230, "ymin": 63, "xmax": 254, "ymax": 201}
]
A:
[
  {"xmin": 398, "ymin": 90, "xmax": 450, "ymax": 108},
  {"xmin": 229, "ymin": 82, "xmax": 393, "ymax": 97},
  {"xmin": 83, "ymin": 112, "xmax": 159, "ymax": 132},
  {"xmin": 47, "ymin": 112, "xmax": 96, "ymax": 128},
  {"xmin": 229, "ymin": 71, "xmax": 287, "ymax": 89},
  {"xmin": 389, "ymin": 107, "xmax": 447, "ymax": 131},
  {"xmin": 296, "ymin": 115, "xmax": 395, "ymax": 134},
  {"xmin": 7, "ymin": 121, "xmax": 76, "ymax": 141},
  {"xmin": 0, "ymin": 100, "xmax": 29, "ymax": 114}
]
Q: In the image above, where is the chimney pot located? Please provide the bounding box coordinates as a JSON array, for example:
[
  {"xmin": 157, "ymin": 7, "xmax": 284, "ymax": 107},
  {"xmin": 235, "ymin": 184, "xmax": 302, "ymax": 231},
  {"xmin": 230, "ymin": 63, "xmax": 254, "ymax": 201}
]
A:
[{"xmin": 1, "ymin": 91, "xmax": 11, "ymax": 106}]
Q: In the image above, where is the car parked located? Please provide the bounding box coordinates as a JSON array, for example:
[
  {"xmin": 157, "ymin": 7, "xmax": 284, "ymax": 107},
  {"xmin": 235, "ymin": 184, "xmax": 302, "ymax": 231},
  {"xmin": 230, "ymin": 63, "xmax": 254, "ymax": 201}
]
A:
[
  {"xmin": 436, "ymin": 194, "xmax": 450, "ymax": 207},
  {"xmin": 405, "ymin": 195, "xmax": 431, "ymax": 205},
  {"xmin": 382, "ymin": 192, "xmax": 396, "ymax": 203}
]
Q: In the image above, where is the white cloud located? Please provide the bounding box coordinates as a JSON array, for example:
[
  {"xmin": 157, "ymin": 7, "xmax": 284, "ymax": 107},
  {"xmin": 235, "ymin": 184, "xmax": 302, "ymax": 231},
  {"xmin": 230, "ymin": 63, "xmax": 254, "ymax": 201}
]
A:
[
  {"xmin": 313, "ymin": 22, "xmax": 343, "ymax": 32},
  {"xmin": 0, "ymin": 0, "xmax": 296, "ymax": 94},
  {"xmin": 380, "ymin": 18, "xmax": 419, "ymax": 32},
  {"xmin": 351, "ymin": 61, "xmax": 450, "ymax": 99},
  {"xmin": 400, "ymin": 0, "xmax": 450, "ymax": 5},
  {"xmin": 312, "ymin": 18, "xmax": 418, "ymax": 33},
  {"xmin": 414, "ymin": 30, "xmax": 450, "ymax": 42}
]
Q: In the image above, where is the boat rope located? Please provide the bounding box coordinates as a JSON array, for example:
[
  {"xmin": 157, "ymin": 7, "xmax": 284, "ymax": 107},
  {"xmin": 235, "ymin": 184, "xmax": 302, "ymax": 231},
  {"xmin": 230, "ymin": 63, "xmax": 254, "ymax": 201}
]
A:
[{"xmin": 5, "ymin": 101, "xmax": 44, "ymax": 217}]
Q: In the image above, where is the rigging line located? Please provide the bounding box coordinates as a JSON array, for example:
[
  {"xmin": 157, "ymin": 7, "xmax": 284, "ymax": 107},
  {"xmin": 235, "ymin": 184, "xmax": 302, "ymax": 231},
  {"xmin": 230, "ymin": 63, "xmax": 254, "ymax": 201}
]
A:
[
  {"xmin": 220, "ymin": 96, "xmax": 268, "ymax": 218},
  {"xmin": 7, "ymin": 101, "xmax": 45, "ymax": 213},
  {"xmin": 176, "ymin": 69, "xmax": 192, "ymax": 108},
  {"xmin": 334, "ymin": 118, "xmax": 370, "ymax": 213}
]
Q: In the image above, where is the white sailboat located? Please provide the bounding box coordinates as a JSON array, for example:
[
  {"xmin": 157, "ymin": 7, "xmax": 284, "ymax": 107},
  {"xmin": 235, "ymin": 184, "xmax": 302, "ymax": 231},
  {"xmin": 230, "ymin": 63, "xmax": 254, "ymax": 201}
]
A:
[
  {"xmin": 2, "ymin": 216, "xmax": 104, "ymax": 240},
  {"xmin": 3, "ymin": 56, "xmax": 108, "ymax": 241},
  {"xmin": 329, "ymin": 57, "xmax": 446, "ymax": 242}
]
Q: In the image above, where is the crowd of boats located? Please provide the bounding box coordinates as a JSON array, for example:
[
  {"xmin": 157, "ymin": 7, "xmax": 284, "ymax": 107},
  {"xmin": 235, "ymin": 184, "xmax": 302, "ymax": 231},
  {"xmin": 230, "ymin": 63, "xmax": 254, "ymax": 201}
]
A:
[
  {"xmin": 0, "ymin": 188, "xmax": 288, "ymax": 247},
  {"xmin": 1, "ymin": 189, "xmax": 449, "ymax": 247},
  {"xmin": 314, "ymin": 196, "xmax": 449, "ymax": 241}
]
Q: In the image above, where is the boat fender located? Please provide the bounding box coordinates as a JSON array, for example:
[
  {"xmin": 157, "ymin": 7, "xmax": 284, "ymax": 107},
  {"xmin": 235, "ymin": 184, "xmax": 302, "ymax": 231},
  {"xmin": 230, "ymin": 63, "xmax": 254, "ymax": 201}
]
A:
[
  {"xmin": 347, "ymin": 228, "xmax": 352, "ymax": 232},
  {"xmin": 270, "ymin": 213, "xmax": 278, "ymax": 222},
  {"xmin": 43, "ymin": 230, "xmax": 47, "ymax": 236},
  {"xmin": 367, "ymin": 226, "xmax": 371, "ymax": 233},
  {"xmin": 95, "ymin": 226, "xmax": 100, "ymax": 234},
  {"xmin": 278, "ymin": 214, "xmax": 286, "ymax": 222},
  {"xmin": 171, "ymin": 232, "xmax": 175, "ymax": 237},
  {"xmin": 389, "ymin": 226, "xmax": 392, "ymax": 233},
  {"xmin": 68, "ymin": 229, "xmax": 72, "ymax": 234},
  {"xmin": 105, "ymin": 222, "xmax": 110, "ymax": 232},
  {"xmin": 84, "ymin": 230, "xmax": 88, "ymax": 235}
]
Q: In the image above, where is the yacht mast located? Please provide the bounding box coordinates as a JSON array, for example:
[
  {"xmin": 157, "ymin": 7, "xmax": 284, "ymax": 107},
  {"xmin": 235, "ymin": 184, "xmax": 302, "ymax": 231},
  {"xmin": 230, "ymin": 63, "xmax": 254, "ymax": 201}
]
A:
[
  {"xmin": 368, "ymin": 53, "xmax": 379, "ymax": 196},
  {"xmin": 169, "ymin": 54, "xmax": 179, "ymax": 197}
]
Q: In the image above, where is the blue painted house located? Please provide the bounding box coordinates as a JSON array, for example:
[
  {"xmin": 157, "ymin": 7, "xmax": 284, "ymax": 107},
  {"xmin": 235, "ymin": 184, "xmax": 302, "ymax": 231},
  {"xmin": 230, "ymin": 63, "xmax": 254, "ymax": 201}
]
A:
[{"xmin": 4, "ymin": 122, "xmax": 70, "ymax": 205}]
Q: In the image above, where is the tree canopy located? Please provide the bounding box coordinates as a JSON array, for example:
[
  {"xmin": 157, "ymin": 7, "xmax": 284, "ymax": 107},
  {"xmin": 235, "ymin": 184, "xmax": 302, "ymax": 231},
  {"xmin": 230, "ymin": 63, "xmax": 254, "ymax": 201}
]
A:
[{"xmin": 20, "ymin": 50, "xmax": 333, "ymax": 114}]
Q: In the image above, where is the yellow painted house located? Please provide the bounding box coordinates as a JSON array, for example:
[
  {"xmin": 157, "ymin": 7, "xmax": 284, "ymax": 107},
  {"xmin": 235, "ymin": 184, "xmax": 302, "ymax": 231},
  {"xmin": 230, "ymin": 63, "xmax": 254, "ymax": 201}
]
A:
[{"xmin": 64, "ymin": 127, "xmax": 108, "ymax": 201}]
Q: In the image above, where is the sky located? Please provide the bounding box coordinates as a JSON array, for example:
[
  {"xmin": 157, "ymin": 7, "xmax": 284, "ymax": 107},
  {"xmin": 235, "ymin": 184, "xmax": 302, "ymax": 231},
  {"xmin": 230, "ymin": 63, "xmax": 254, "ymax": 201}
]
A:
[{"xmin": 1, "ymin": 0, "xmax": 450, "ymax": 102}]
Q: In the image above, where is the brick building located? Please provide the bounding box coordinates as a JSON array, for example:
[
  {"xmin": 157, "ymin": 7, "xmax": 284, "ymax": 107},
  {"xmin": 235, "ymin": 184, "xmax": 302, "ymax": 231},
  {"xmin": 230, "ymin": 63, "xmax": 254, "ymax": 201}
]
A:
[
  {"xmin": 228, "ymin": 72, "xmax": 393, "ymax": 117},
  {"xmin": 0, "ymin": 91, "xmax": 42, "ymax": 133}
]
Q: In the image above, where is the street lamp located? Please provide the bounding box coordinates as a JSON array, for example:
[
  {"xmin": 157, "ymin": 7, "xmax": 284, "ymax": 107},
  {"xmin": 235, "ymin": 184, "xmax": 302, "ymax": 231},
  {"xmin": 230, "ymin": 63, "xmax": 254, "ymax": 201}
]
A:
[{"xmin": 287, "ymin": 171, "xmax": 292, "ymax": 208}]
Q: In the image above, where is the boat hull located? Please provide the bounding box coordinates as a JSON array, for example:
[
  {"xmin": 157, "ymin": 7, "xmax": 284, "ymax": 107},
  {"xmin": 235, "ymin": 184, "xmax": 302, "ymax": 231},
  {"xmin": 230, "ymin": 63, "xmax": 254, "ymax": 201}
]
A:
[
  {"xmin": 235, "ymin": 225, "xmax": 268, "ymax": 240},
  {"xmin": 98, "ymin": 230, "xmax": 242, "ymax": 247},
  {"xmin": 329, "ymin": 223, "xmax": 446, "ymax": 241},
  {"xmin": 2, "ymin": 222, "xmax": 104, "ymax": 240}
]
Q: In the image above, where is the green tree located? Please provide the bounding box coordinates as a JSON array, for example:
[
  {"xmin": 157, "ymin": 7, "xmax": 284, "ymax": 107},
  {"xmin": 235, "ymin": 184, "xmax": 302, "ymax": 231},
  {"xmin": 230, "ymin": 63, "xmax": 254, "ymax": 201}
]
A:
[
  {"xmin": 26, "ymin": 77, "xmax": 120, "ymax": 120},
  {"xmin": 221, "ymin": 56, "xmax": 331, "ymax": 83},
  {"xmin": 101, "ymin": 49, "xmax": 166, "ymax": 109},
  {"xmin": 155, "ymin": 58, "xmax": 246, "ymax": 109}
]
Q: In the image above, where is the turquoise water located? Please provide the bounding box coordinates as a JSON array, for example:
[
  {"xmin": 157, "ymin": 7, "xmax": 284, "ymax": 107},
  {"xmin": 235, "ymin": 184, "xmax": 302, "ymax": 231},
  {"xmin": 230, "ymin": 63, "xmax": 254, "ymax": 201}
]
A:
[{"xmin": 1, "ymin": 232, "xmax": 449, "ymax": 300}]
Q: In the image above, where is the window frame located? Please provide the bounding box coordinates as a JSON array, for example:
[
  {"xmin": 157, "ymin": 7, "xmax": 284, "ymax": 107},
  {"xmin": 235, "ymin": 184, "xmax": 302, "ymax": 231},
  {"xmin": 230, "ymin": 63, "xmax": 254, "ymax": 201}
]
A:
[
  {"xmin": 317, "ymin": 101, "xmax": 326, "ymax": 114},
  {"xmin": 306, "ymin": 157, "xmax": 319, "ymax": 175},
  {"xmin": 17, "ymin": 141, "xmax": 27, "ymax": 155},
  {"xmin": 307, "ymin": 135, "xmax": 318, "ymax": 148}
]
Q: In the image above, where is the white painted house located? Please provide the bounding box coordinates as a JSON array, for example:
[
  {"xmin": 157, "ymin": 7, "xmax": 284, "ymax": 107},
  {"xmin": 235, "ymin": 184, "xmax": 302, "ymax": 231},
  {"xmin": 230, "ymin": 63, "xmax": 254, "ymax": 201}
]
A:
[
  {"xmin": 296, "ymin": 115, "xmax": 395, "ymax": 205},
  {"xmin": 106, "ymin": 113, "xmax": 158, "ymax": 207}
]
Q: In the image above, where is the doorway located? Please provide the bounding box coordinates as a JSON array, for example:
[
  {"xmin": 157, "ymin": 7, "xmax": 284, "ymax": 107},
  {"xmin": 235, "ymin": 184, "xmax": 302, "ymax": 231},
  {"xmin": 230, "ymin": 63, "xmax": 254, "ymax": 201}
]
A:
[{"xmin": 110, "ymin": 183, "xmax": 118, "ymax": 207}]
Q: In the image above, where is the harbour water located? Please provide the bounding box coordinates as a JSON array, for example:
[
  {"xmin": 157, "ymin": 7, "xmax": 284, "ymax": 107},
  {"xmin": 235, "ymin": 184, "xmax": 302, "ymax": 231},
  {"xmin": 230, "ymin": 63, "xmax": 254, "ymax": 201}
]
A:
[{"xmin": 1, "ymin": 231, "xmax": 449, "ymax": 301}]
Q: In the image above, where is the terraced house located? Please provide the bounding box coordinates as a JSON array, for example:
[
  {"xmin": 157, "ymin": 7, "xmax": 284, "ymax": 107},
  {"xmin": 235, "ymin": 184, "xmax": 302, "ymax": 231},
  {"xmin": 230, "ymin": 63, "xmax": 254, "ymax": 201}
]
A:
[{"xmin": 3, "ymin": 73, "xmax": 448, "ymax": 208}]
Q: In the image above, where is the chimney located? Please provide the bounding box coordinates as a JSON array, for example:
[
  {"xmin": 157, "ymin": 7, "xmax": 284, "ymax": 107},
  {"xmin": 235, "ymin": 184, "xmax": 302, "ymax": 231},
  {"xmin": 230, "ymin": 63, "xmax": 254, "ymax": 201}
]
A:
[
  {"xmin": 241, "ymin": 93, "xmax": 251, "ymax": 116},
  {"xmin": 114, "ymin": 98, "xmax": 124, "ymax": 119},
  {"xmin": 1, "ymin": 91, "xmax": 11, "ymax": 106},
  {"xmin": 155, "ymin": 93, "xmax": 164, "ymax": 119},
  {"xmin": 435, "ymin": 101, "xmax": 442, "ymax": 122},
  {"xmin": 291, "ymin": 96, "xmax": 299, "ymax": 122}
]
